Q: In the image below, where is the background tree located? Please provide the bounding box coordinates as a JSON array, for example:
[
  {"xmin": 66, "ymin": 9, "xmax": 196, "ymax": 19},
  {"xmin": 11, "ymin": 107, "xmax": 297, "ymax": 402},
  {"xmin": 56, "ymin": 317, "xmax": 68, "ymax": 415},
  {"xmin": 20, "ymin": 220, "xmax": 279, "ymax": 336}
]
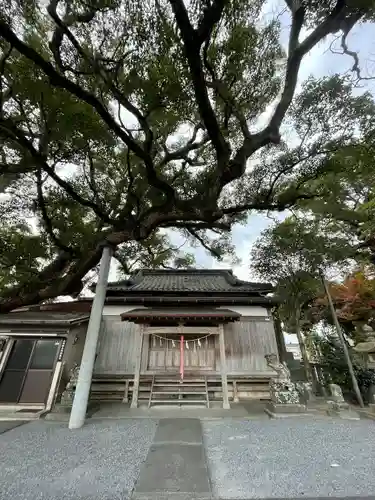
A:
[
  {"xmin": 250, "ymin": 216, "xmax": 353, "ymax": 381},
  {"xmin": 0, "ymin": 0, "xmax": 374, "ymax": 311},
  {"xmin": 303, "ymin": 267, "xmax": 375, "ymax": 340}
]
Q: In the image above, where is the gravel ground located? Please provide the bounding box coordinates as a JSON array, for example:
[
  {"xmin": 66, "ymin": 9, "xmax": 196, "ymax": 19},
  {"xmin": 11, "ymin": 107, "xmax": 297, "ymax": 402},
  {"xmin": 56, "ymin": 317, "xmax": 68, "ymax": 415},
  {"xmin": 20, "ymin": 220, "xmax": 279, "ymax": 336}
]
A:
[
  {"xmin": 2, "ymin": 417, "xmax": 375, "ymax": 500},
  {"xmin": 0, "ymin": 419, "xmax": 157, "ymax": 500},
  {"xmin": 203, "ymin": 418, "xmax": 375, "ymax": 499}
]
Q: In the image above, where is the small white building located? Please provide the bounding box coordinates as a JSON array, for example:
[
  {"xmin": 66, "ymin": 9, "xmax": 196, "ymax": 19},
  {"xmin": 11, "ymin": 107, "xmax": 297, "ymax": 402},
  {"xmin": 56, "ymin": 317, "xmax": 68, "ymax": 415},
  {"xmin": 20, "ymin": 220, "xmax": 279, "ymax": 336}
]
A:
[{"xmin": 285, "ymin": 342, "xmax": 302, "ymax": 360}]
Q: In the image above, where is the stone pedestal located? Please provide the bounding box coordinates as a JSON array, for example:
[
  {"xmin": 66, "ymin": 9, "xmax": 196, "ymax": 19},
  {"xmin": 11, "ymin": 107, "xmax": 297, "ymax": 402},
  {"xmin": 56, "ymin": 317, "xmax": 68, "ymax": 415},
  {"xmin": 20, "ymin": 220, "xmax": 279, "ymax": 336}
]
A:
[
  {"xmin": 265, "ymin": 402, "xmax": 307, "ymax": 418},
  {"xmin": 327, "ymin": 400, "xmax": 360, "ymax": 420},
  {"xmin": 326, "ymin": 383, "xmax": 360, "ymax": 420},
  {"xmin": 265, "ymin": 380, "xmax": 307, "ymax": 418}
]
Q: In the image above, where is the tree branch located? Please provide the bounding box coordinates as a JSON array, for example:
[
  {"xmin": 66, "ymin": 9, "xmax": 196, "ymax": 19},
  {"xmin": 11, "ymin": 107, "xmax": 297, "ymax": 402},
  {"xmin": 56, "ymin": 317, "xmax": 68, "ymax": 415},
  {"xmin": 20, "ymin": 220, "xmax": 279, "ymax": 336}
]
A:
[
  {"xmin": 186, "ymin": 227, "xmax": 222, "ymax": 258},
  {"xmin": 196, "ymin": 0, "xmax": 228, "ymax": 45},
  {"xmin": 267, "ymin": 2, "xmax": 306, "ymax": 139},
  {"xmin": 158, "ymin": 124, "xmax": 208, "ymax": 167},
  {"xmin": 0, "ymin": 118, "xmax": 115, "ymax": 224},
  {"xmin": 268, "ymin": 1, "xmax": 365, "ymax": 138},
  {"xmin": 47, "ymin": 0, "xmax": 173, "ymax": 198},
  {"xmin": 217, "ymin": 1, "xmax": 365, "ymax": 192},
  {"xmin": 340, "ymin": 19, "xmax": 375, "ymax": 82},
  {"xmin": 168, "ymin": 0, "xmax": 230, "ymax": 164},
  {"xmin": 220, "ymin": 190, "xmax": 317, "ymax": 216},
  {"xmin": 48, "ymin": 0, "xmax": 96, "ymax": 73},
  {"xmin": 160, "ymin": 220, "xmax": 230, "ymax": 231},
  {"xmin": 0, "ymin": 18, "xmax": 149, "ymax": 163},
  {"xmin": 36, "ymin": 168, "xmax": 76, "ymax": 255}
]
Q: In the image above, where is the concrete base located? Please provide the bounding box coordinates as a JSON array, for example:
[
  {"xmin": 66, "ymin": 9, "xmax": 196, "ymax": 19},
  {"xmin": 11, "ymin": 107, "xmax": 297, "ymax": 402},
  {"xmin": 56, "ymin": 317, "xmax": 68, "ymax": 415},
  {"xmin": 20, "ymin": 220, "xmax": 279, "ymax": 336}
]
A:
[
  {"xmin": 327, "ymin": 408, "xmax": 360, "ymax": 420},
  {"xmin": 265, "ymin": 402, "xmax": 308, "ymax": 418},
  {"xmin": 44, "ymin": 402, "xmax": 99, "ymax": 421},
  {"xmin": 0, "ymin": 409, "xmax": 44, "ymax": 421},
  {"xmin": 90, "ymin": 401, "xmax": 268, "ymax": 420},
  {"xmin": 327, "ymin": 410, "xmax": 361, "ymax": 420},
  {"xmin": 357, "ymin": 408, "xmax": 375, "ymax": 421},
  {"xmin": 326, "ymin": 401, "xmax": 360, "ymax": 420}
]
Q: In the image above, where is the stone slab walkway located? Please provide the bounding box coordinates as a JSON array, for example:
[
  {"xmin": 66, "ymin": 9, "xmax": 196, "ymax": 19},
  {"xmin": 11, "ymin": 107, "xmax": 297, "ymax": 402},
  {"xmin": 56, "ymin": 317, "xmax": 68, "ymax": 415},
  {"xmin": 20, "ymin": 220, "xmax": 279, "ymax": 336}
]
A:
[
  {"xmin": 1, "ymin": 417, "xmax": 375, "ymax": 499},
  {"xmin": 0, "ymin": 420, "xmax": 27, "ymax": 434},
  {"xmin": 132, "ymin": 419, "xmax": 211, "ymax": 499}
]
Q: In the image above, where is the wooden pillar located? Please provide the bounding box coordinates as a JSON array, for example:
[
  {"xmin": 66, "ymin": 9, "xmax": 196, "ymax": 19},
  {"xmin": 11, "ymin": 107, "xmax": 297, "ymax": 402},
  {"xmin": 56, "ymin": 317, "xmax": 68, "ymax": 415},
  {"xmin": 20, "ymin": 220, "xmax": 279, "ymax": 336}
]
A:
[
  {"xmin": 218, "ymin": 324, "xmax": 230, "ymax": 409},
  {"xmin": 131, "ymin": 324, "xmax": 145, "ymax": 408},
  {"xmin": 232, "ymin": 380, "xmax": 239, "ymax": 403}
]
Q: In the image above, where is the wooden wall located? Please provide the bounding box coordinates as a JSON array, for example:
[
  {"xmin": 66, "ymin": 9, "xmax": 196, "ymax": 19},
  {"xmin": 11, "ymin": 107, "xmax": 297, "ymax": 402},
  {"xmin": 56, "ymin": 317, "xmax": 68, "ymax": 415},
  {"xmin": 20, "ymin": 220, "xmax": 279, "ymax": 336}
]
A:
[
  {"xmin": 94, "ymin": 317, "xmax": 139, "ymax": 375},
  {"xmin": 94, "ymin": 316, "xmax": 278, "ymax": 376},
  {"xmin": 224, "ymin": 318, "xmax": 278, "ymax": 374}
]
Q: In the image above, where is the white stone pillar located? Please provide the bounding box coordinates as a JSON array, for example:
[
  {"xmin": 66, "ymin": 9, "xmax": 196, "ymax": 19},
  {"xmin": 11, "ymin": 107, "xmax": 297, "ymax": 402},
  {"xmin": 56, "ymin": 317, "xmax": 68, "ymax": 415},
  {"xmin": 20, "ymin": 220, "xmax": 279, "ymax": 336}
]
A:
[{"xmin": 69, "ymin": 245, "xmax": 113, "ymax": 429}]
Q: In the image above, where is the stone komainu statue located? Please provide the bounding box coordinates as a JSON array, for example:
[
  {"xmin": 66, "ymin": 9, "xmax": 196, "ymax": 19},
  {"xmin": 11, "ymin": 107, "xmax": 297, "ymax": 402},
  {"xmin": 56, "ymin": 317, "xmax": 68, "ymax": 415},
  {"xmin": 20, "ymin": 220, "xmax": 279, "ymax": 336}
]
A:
[
  {"xmin": 264, "ymin": 353, "xmax": 291, "ymax": 383},
  {"xmin": 60, "ymin": 363, "xmax": 80, "ymax": 405},
  {"xmin": 264, "ymin": 353, "xmax": 300, "ymax": 405}
]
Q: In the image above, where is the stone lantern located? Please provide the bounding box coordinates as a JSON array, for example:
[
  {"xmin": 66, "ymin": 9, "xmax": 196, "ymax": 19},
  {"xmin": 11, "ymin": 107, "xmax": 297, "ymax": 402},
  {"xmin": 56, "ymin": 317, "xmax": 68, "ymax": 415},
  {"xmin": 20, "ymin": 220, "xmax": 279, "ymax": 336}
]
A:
[
  {"xmin": 353, "ymin": 324, "xmax": 375, "ymax": 409},
  {"xmin": 353, "ymin": 324, "xmax": 375, "ymax": 369}
]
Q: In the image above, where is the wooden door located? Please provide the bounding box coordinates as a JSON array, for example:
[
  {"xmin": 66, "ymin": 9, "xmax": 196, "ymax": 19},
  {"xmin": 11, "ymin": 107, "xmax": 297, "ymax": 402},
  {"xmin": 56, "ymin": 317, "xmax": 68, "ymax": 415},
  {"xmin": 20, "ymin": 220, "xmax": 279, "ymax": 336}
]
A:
[
  {"xmin": 147, "ymin": 334, "xmax": 216, "ymax": 372},
  {"xmin": 0, "ymin": 338, "xmax": 61, "ymax": 404},
  {"xmin": 184, "ymin": 335, "xmax": 216, "ymax": 371}
]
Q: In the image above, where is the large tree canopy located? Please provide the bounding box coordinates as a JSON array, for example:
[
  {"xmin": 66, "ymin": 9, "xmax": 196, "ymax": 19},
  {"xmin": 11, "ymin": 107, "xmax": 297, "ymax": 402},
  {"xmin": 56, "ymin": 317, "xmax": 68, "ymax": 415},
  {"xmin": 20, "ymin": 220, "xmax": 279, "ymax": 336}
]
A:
[{"xmin": 0, "ymin": 0, "xmax": 374, "ymax": 311}]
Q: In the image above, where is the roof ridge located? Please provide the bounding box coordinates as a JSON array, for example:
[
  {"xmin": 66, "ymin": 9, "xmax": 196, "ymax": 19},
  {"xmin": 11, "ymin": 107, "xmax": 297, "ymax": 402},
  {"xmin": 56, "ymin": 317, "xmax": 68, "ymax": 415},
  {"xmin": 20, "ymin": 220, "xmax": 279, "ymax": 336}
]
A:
[
  {"xmin": 100, "ymin": 268, "xmax": 274, "ymax": 294},
  {"xmin": 138, "ymin": 268, "xmax": 233, "ymax": 275}
]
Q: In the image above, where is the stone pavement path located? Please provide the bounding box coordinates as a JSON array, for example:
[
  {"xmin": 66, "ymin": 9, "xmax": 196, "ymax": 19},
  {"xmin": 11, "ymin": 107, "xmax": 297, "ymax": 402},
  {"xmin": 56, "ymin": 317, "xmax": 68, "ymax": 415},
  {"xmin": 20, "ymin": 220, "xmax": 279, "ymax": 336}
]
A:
[
  {"xmin": 0, "ymin": 420, "xmax": 27, "ymax": 434},
  {"xmin": 132, "ymin": 418, "xmax": 211, "ymax": 499},
  {"xmin": 1, "ymin": 417, "xmax": 375, "ymax": 499}
]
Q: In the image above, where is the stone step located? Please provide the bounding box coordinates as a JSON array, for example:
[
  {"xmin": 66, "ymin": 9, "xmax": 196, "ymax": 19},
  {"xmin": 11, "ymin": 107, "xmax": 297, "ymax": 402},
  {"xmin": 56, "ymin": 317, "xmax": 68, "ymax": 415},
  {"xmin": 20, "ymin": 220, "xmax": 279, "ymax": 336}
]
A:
[
  {"xmin": 152, "ymin": 391, "xmax": 207, "ymax": 395},
  {"xmin": 146, "ymin": 378, "xmax": 207, "ymax": 382},
  {"xmin": 149, "ymin": 399, "xmax": 207, "ymax": 404},
  {"xmin": 154, "ymin": 382, "xmax": 205, "ymax": 387}
]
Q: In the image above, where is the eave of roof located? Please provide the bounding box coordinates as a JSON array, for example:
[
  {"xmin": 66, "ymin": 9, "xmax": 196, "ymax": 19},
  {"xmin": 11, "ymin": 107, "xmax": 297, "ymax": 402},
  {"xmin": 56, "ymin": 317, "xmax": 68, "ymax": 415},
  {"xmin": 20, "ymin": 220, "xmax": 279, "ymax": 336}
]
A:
[
  {"xmin": 95, "ymin": 295, "xmax": 279, "ymax": 306},
  {"xmin": 121, "ymin": 308, "xmax": 241, "ymax": 322},
  {"xmin": 0, "ymin": 312, "xmax": 90, "ymax": 327}
]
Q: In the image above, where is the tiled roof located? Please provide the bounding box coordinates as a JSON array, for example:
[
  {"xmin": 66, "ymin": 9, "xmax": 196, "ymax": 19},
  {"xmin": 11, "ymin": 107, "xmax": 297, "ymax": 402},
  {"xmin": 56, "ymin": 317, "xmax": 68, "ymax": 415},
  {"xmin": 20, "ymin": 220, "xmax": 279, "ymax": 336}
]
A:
[
  {"xmin": 105, "ymin": 269, "xmax": 272, "ymax": 294},
  {"xmin": 0, "ymin": 312, "xmax": 90, "ymax": 326}
]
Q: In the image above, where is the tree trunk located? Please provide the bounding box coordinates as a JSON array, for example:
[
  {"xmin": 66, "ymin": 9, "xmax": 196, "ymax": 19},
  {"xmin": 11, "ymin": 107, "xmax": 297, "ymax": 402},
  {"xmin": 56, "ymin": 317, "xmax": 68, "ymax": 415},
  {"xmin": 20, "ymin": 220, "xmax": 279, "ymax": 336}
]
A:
[
  {"xmin": 295, "ymin": 314, "xmax": 314, "ymax": 384},
  {"xmin": 0, "ymin": 248, "xmax": 102, "ymax": 313},
  {"xmin": 273, "ymin": 307, "xmax": 288, "ymax": 363},
  {"xmin": 0, "ymin": 229, "xmax": 133, "ymax": 313}
]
